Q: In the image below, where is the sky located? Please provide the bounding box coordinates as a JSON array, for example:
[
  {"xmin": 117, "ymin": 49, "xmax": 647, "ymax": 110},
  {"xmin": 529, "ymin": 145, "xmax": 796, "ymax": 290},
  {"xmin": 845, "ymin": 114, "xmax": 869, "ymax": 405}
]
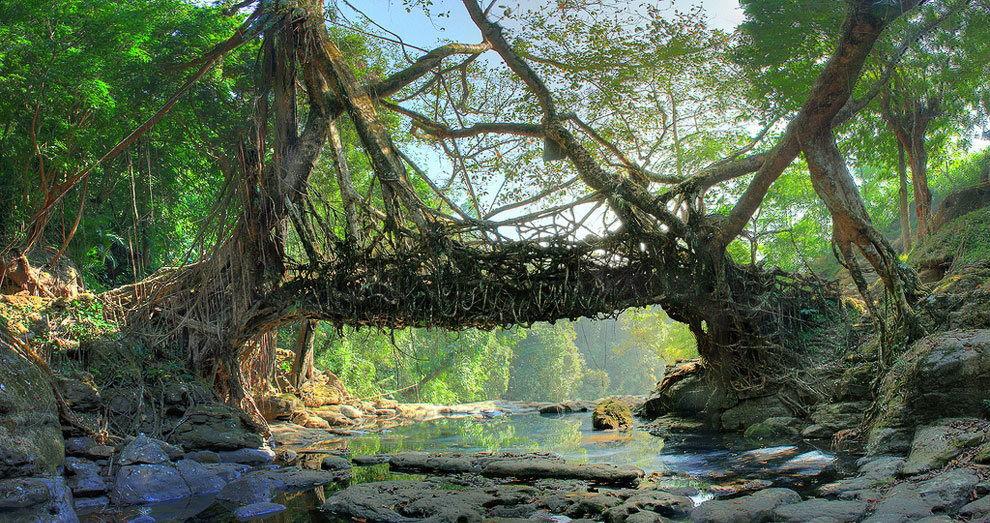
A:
[{"xmin": 339, "ymin": 0, "xmax": 746, "ymax": 50}]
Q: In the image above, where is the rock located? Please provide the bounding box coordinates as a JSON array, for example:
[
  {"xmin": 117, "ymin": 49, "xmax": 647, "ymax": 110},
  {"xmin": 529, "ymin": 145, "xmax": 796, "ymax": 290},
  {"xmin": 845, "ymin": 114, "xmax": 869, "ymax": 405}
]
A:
[
  {"xmin": 975, "ymin": 442, "xmax": 990, "ymax": 464},
  {"xmin": 55, "ymin": 377, "xmax": 101, "ymax": 412},
  {"xmin": 720, "ymin": 395, "xmax": 791, "ymax": 431},
  {"xmin": 65, "ymin": 457, "xmax": 107, "ymax": 497},
  {"xmin": 0, "ymin": 477, "xmax": 52, "ymax": 509},
  {"xmin": 834, "ymin": 362, "xmax": 875, "ymax": 401},
  {"xmin": 690, "ymin": 488, "xmax": 800, "ymax": 523},
  {"xmin": 0, "ymin": 475, "xmax": 76, "ymax": 523},
  {"xmin": 869, "ymin": 330, "xmax": 990, "ymax": 454},
  {"xmin": 291, "ymin": 409, "xmax": 331, "ymax": 429},
  {"xmin": 901, "ymin": 420, "xmax": 985, "ymax": 476},
  {"xmin": 257, "ymin": 393, "xmax": 303, "ymax": 421},
  {"xmin": 374, "ymin": 398, "xmax": 399, "ymax": 409},
  {"xmin": 73, "ymin": 495, "xmax": 109, "ymax": 511},
  {"xmin": 277, "ymin": 449, "xmax": 298, "ymax": 464},
  {"xmin": 85, "ymin": 445, "xmax": 114, "ymax": 460},
  {"xmin": 321, "ymin": 455, "xmax": 352, "ymax": 471},
  {"xmin": 117, "ymin": 435, "xmax": 170, "ymax": 466},
  {"xmin": 111, "ymin": 464, "xmax": 190, "ymax": 505},
  {"xmin": 233, "ymin": 502, "xmax": 287, "ymax": 520},
  {"xmin": 772, "ymin": 498, "xmax": 868, "ymax": 522},
  {"xmin": 867, "ymin": 468, "xmax": 979, "ymax": 520},
  {"xmin": 0, "ymin": 345, "xmax": 64, "ymax": 477},
  {"xmin": 802, "ymin": 424, "xmax": 834, "ymax": 439},
  {"xmin": 64, "ymin": 437, "xmax": 96, "ymax": 457},
  {"xmin": 745, "ymin": 417, "xmax": 801, "ymax": 439},
  {"xmin": 934, "ymin": 182, "xmax": 990, "ymax": 230},
  {"xmin": 387, "ymin": 452, "xmax": 643, "ymax": 486},
  {"xmin": 175, "ymin": 459, "xmax": 226, "ymax": 495},
  {"xmin": 640, "ymin": 360, "xmax": 731, "ymax": 418},
  {"xmin": 184, "ymin": 450, "xmax": 221, "ymax": 463},
  {"xmin": 217, "ymin": 467, "xmax": 342, "ymax": 505},
  {"xmin": 352, "ymin": 454, "xmax": 391, "ymax": 466},
  {"xmin": 312, "ymin": 408, "xmax": 357, "ymax": 426},
  {"xmin": 811, "ymin": 402, "xmax": 869, "ymax": 431},
  {"xmin": 960, "ymin": 494, "xmax": 990, "ymax": 517},
  {"xmin": 300, "ymin": 382, "xmax": 342, "ymax": 408},
  {"xmin": 217, "ymin": 447, "xmax": 276, "ymax": 465},
  {"xmin": 202, "ymin": 462, "xmax": 251, "ymax": 483},
  {"xmin": 322, "ymin": 480, "xmax": 538, "ymax": 522},
  {"xmin": 338, "ymin": 404, "xmax": 363, "ymax": 418},
  {"xmin": 592, "ymin": 399, "xmax": 633, "ymax": 430},
  {"xmin": 622, "ymin": 510, "xmax": 672, "ymax": 523},
  {"xmin": 168, "ymin": 404, "xmax": 263, "ymax": 451},
  {"xmin": 608, "ymin": 490, "xmax": 692, "ymax": 519},
  {"xmin": 819, "ymin": 456, "xmax": 904, "ymax": 499}
]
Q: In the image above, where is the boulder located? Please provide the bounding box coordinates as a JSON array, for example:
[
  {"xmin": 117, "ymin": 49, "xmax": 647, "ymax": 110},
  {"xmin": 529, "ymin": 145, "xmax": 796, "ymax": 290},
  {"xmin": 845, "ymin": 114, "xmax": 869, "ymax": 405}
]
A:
[
  {"xmin": 901, "ymin": 420, "xmax": 985, "ymax": 476},
  {"xmin": 720, "ymin": 395, "xmax": 790, "ymax": 431},
  {"xmin": 810, "ymin": 402, "xmax": 869, "ymax": 431},
  {"xmin": 745, "ymin": 417, "xmax": 801, "ymax": 439},
  {"xmin": 0, "ymin": 475, "xmax": 76, "ymax": 523},
  {"xmin": 690, "ymin": 488, "xmax": 800, "ymax": 523},
  {"xmin": 322, "ymin": 481, "xmax": 539, "ymax": 522},
  {"xmin": 257, "ymin": 393, "xmax": 302, "ymax": 421},
  {"xmin": 640, "ymin": 360, "xmax": 731, "ymax": 418},
  {"xmin": 321, "ymin": 455, "xmax": 352, "ymax": 471},
  {"xmin": 111, "ymin": 464, "xmax": 190, "ymax": 505},
  {"xmin": 0, "ymin": 344, "xmax": 64, "ymax": 477},
  {"xmin": 168, "ymin": 404, "xmax": 263, "ymax": 451},
  {"xmin": 592, "ymin": 399, "xmax": 633, "ymax": 430},
  {"xmin": 867, "ymin": 468, "xmax": 979, "ymax": 520},
  {"xmin": 55, "ymin": 376, "xmax": 101, "ymax": 412},
  {"xmin": 772, "ymin": 498, "xmax": 867, "ymax": 522},
  {"xmin": 117, "ymin": 435, "xmax": 170, "ymax": 466},
  {"xmin": 868, "ymin": 330, "xmax": 990, "ymax": 455},
  {"xmin": 934, "ymin": 182, "xmax": 990, "ymax": 230},
  {"xmin": 175, "ymin": 459, "xmax": 226, "ymax": 495},
  {"xmin": 217, "ymin": 447, "xmax": 276, "ymax": 465},
  {"xmin": 291, "ymin": 409, "xmax": 331, "ymax": 429},
  {"xmin": 300, "ymin": 382, "xmax": 342, "ymax": 408},
  {"xmin": 217, "ymin": 467, "xmax": 342, "ymax": 505}
]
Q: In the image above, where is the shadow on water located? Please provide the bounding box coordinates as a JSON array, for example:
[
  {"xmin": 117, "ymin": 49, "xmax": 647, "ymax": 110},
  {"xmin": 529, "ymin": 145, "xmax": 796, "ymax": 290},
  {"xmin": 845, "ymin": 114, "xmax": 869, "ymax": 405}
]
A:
[{"xmin": 81, "ymin": 412, "xmax": 855, "ymax": 521}]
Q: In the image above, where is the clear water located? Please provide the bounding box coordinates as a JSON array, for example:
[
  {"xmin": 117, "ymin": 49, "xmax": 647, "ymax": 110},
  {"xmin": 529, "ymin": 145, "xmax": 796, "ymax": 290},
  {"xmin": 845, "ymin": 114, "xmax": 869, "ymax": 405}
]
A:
[
  {"xmin": 82, "ymin": 412, "xmax": 854, "ymax": 521},
  {"xmin": 304, "ymin": 412, "xmax": 852, "ymax": 490}
]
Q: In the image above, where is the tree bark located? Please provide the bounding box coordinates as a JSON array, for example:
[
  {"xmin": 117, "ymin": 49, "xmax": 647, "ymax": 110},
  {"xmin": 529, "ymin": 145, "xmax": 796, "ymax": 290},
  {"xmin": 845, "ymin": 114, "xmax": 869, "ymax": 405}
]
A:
[
  {"xmin": 897, "ymin": 141, "xmax": 912, "ymax": 251},
  {"xmin": 290, "ymin": 320, "xmax": 316, "ymax": 388}
]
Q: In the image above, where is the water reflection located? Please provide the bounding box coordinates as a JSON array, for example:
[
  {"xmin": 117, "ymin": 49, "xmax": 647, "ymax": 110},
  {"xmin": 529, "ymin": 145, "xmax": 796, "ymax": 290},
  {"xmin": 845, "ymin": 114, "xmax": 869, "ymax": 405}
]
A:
[{"xmin": 303, "ymin": 412, "xmax": 846, "ymax": 487}]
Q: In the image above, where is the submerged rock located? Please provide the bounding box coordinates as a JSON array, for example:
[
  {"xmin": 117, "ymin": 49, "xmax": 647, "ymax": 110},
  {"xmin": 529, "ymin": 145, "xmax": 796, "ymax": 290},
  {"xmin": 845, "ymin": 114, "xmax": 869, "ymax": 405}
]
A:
[
  {"xmin": 233, "ymin": 501, "xmax": 287, "ymax": 520},
  {"xmin": 592, "ymin": 399, "xmax": 633, "ymax": 430}
]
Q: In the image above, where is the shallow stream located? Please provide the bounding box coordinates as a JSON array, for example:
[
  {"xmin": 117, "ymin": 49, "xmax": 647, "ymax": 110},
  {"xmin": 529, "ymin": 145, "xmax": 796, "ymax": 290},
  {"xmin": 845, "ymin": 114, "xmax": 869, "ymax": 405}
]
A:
[{"xmin": 87, "ymin": 412, "xmax": 855, "ymax": 522}]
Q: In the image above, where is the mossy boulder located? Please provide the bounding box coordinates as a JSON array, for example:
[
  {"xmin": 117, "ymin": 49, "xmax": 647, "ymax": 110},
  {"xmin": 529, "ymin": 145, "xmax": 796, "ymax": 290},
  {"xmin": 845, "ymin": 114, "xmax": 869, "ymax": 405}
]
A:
[
  {"xmin": 0, "ymin": 343, "xmax": 63, "ymax": 477},
  {"xmin": 868, "ymin": 329, "xmax": 990, "ymax": 455},
  {"xmin": 592, "ymin": 399, "xmax": 633, "ymax": 430},
  {"xmin": 168, "ymin": 404, "xmax": 263, "ymax": 451},
  {"xmin": 640, "ymin": 360, "xmax": 732, "ymax": 419}
]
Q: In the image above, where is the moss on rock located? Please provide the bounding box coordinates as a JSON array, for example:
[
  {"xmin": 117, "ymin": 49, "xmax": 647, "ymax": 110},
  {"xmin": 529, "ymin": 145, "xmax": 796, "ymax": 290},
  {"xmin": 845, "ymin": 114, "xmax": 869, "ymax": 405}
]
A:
[{"xmin": 592, "ymin": 399, "xmax": 633, "ymax": 430}]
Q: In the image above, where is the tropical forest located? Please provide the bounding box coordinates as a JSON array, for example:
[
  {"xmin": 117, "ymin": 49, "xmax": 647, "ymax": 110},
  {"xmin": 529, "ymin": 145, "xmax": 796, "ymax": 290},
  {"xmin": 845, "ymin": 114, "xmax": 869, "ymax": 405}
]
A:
[{"xmin": 1, "ymin": 0, "xmax": 989, "ymax": 521}]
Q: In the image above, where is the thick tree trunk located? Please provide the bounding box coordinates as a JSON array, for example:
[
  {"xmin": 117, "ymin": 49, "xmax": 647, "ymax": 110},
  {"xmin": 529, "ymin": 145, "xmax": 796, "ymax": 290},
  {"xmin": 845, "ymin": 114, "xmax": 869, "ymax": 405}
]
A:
[
  {"xmin": 897, "ymin": 142, "xmax": 912, "ymax": 252},
  {"xmin": 290, "ymin": 320, "xmax": 316, "ymax": 388},
  {"xmin": 909, "ymin": 133, "xmax": 933, "ymax": 242}
]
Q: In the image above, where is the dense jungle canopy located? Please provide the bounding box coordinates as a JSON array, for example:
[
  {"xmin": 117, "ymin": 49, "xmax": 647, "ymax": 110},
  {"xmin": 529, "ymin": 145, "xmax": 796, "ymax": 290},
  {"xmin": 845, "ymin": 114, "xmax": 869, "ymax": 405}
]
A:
[{"xmin": 1, "ymin": 0, "xmax": 989, "ymax": 410}]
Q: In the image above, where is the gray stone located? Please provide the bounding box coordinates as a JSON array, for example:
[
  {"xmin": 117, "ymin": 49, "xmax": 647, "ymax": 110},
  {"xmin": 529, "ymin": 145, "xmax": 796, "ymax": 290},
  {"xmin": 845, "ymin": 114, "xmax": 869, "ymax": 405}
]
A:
[
  {"xmin": 0, "ymin": 475, "xmax": 77, "ymax": 523},
  {"xmin": 202, "ymin": 462, "xmax": 251, "ymax": 483},
  {"xmin": 810, "ymin": 402, "xmax": 869, "ymax": 431},
  {"xmin": 184, "ymin": 450, "xmax": 220, "ymax": 463},
  {"xmin": 0, "ymin": 477, "xmax": 52, "ymax": 509},
  {"xmin": 232, "ymin": 502, "xmax": 287, "ymax": 520},
  {"xmin": 321, "ymin": 455, "xmax": 352, "ymax": 471},
  {"xmin": 175, "ymin": 458, "xmax": 226, "ymax": 495},
  {"xmin": 720, "ymin": 396, "xmax": 790, "ymax": 431},
  {"xmin": 690, "ymin": 488, "xmax": 800, "ymax": 523},
  {"xmin": 640, "ymin": 360, "xmax": 732, "ymax": 418},
  {"xmin": 217, "ymin": 447, "xmax": 275, "ymax": 465},
  {"xmin": 168, "ymin": 404, "xmax": 263, "ymax": 451},
  {"xmin": 870, "ymin": 330, "xmax": 990, "ymax": 451},
  {"xmin": 85, "ymin": 445, "xmax": 114, "ymax": 460},
  {"xmin": 819, "ymin": 457, "xmax": 904, "ymax": 499},
  {"xmin": 0, "ymin": 346, "xmax": 64, "ymax": 477},
  {"xmin": 772, "ymin": 498, "xmax": 867, "ymax": 522},
  {"xmin": 960, "ymin": 494, "xmax": 990, "ymax": 517},
  {"xmin": 73, "ymin": 495, "xmax": 109, "ymax": 511},
  {"xmin": 801, "ymin": 424, "xmax": 834, "ymax": 439},
  {"xmin": 111, "ymin": 464, "xmax": 190, "ymax": 505},
  {"xmin": 868, "ymin": 468, "xmax": 979, "ymax": 520},
  {"xmin": 217, "ymin": 467, "xmax": 342, "ymax": 505},
  {"xmin": 622, "ymin": 510, "xmax": 671, "ymax": 523},
  {"xmin": 602, "ymin": 490, "xmax": 692, "ymax": 520},
  {"xmin": 64, "ymin": 437, "xmax": 96, "ymax": 457},
  {"xmin": 117, "ymin": 435, "xmax": 170, "ymax": 466},
  {"xmin": 901, "ymin": 421, "xmax": 985, "ymax": 476}
]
